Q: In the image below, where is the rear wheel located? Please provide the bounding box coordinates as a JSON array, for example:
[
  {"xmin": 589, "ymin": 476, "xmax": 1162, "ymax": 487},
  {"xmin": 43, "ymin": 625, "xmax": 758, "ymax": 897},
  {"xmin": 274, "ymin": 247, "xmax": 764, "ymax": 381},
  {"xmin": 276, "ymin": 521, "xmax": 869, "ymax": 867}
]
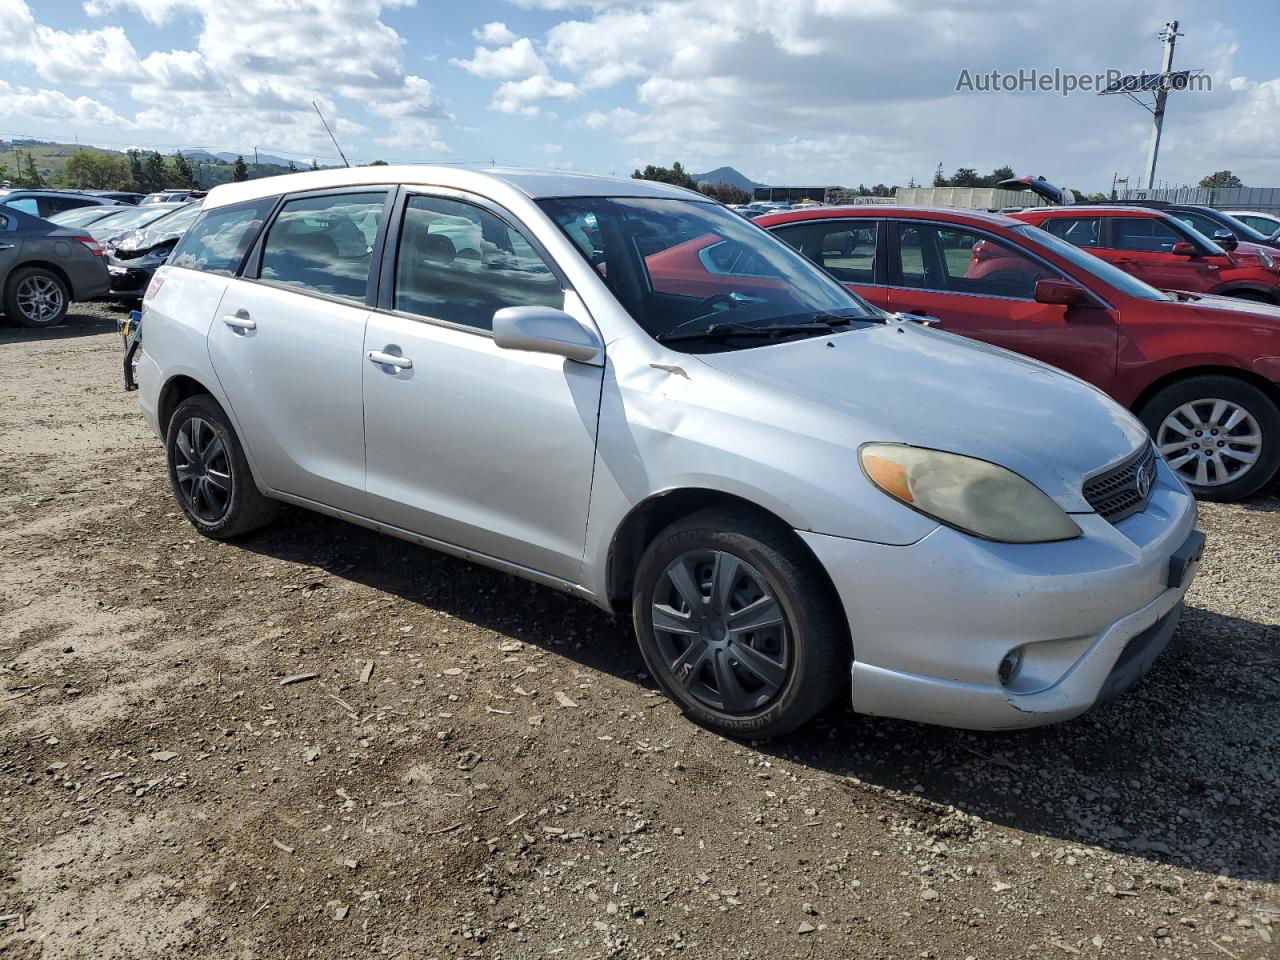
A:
[
  {"xmin": 4, "ymin": 267, "xmax": 69, "ymax": 328},
  {"xmin": 1139, "ymin": 375, "xmax": 1280, "ymax": 501},
  {"xmin": 632, "ymin": 507, "xmax": 847, "ymax": 739},
  {"xmin": 166, "ymin": 394, "xmax": 278, "ymax": 538}
]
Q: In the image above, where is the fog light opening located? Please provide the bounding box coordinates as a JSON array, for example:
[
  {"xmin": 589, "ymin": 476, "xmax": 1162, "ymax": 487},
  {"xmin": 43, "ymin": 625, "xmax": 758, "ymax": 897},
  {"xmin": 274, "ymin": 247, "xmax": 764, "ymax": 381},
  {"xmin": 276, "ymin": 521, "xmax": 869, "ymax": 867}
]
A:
[{"xmin": 998, "ymin": 647, "xmax": 1025, "ymax": 686}]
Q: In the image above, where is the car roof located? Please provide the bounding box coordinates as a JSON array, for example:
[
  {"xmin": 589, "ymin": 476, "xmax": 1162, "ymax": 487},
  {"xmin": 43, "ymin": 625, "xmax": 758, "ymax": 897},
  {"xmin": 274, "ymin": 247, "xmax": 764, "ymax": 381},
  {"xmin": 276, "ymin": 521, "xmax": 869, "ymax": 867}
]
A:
[
  {"xmin": 756, "ymin": 205, "xmax": 1026, "ymax": 228},
  {"xmin": 1019, "ymin": 205, "xmax": 1169, "ymax": 218},
  {"xmin": 201, "ymin": 164, "xmax": 704, "ymax": 211}
]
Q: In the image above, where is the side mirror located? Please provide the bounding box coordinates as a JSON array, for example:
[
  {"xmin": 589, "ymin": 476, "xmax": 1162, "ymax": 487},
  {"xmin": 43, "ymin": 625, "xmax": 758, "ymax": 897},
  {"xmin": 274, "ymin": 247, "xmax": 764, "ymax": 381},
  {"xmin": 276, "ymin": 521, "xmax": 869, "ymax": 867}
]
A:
[
  {"xmin": 1033, "ymin": 278, "xmax": 1087, "ymax": 306},
  {"xmin": 493, "ymin": 305, "xmax": 603, "ymax": 364},
  {"xmin": 1211, "ymin": 230, "xmax": 1238, "ymax": 252},
  {"xmin": 1170, "ymin": 241, "xmax": 1198, "ymax": 257}
]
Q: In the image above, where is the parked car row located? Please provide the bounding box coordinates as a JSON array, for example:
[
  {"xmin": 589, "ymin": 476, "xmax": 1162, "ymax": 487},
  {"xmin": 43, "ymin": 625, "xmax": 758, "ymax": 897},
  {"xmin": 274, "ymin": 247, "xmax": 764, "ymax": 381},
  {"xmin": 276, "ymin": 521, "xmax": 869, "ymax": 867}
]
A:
[
  {"xmin": 0, "ymin": 192, "xmax": 203, "ymax": 326},
  {"xmin": 756, "ymin": 204, "xmax": 1279, "ymax": 501},
  {"xmin": 128, "ymin": 166, "xmax": 1214, "ymax": 741}
]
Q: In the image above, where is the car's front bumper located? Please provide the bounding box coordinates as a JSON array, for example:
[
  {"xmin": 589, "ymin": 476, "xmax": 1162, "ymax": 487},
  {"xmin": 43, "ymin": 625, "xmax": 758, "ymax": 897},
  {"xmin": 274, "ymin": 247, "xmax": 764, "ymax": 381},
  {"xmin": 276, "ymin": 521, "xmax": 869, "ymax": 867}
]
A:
[
  {"xmin": 105, "ymin": 256, "xmax": 157, "ymax": 298},
  {"xmin": 800, "ymin": 459, "xmax": 1201, "ymax": 730}
]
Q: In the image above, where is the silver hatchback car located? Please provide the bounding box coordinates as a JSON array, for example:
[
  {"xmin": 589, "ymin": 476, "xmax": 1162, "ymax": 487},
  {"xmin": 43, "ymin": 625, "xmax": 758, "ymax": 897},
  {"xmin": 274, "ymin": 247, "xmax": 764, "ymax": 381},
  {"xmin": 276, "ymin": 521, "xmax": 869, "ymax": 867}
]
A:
[{"xmin": 132, "ymin": 166, "xmax": 1203, "ymax": 736}]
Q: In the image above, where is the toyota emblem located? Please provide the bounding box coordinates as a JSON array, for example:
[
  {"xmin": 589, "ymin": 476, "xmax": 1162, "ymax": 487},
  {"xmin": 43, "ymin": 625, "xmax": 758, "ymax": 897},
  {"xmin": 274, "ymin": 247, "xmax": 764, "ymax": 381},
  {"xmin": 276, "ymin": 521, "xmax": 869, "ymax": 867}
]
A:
[{"xmin": 1136, "ymin": 466, "xmax": 1152, "ymax": 498}]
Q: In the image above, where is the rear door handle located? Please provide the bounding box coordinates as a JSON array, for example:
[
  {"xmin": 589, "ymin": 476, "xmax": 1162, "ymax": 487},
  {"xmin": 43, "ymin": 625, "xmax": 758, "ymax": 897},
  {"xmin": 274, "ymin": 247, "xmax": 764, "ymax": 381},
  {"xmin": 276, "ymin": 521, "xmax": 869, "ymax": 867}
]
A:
[
  {"xmin": 367, "ymin": 350, "xmax": 413, "ymax": 369},
  {"xmin": 222, "ymin": 312, "xmax": 256, "ymax": 330}
]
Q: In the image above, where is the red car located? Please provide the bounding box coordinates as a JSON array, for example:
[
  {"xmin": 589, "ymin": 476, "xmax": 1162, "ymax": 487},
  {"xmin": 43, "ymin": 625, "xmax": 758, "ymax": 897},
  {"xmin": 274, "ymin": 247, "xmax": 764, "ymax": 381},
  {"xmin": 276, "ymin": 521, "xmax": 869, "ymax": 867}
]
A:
[
  {"xmin": 1011, "ymin": 206, "xmax": 1280, "ymax": 304},
  {"xmin": 755, "ymin": 206, "xmax": 1280, "ymax": 500}
]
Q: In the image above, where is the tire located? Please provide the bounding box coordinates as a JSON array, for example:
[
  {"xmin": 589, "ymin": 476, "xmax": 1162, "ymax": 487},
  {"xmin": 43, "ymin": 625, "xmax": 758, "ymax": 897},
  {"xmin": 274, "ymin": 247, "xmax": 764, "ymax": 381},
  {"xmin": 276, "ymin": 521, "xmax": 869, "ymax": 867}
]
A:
[
  {"xmin": 165, "ymin": 394, "xmax": 278, "ymax": 539},
  {"xmin": 631, "ymin": 507, "xmax": 847, "ymax": 739},
  {"xmin": 4, "ymin": 266, "xmax": 70, "ymax": 328},
  {"xmin": 1139, "ymin": 375, "xmax": 1280, "ymax": 502}
]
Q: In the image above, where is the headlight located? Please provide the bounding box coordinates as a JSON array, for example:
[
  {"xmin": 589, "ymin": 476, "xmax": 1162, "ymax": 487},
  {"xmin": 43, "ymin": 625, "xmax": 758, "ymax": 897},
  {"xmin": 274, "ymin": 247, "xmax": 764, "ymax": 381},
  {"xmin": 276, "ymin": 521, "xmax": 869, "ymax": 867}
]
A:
[{"xmin": 859, "ymin": 444, "xmax": 1082, "ymax": 543}]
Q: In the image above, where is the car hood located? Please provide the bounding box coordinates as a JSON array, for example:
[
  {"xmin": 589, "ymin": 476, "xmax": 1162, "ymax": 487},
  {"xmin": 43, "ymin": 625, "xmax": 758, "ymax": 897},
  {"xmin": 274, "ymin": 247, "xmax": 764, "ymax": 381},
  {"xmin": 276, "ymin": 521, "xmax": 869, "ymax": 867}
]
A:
[
  {"xmin": 108, "ymin": 219, "xmax": 188, "ymax": 253},
  {"xmin": 1160, "ymin": 290, "xmax": 1280, "ymax": 329},
  {"xmin": 694, "ymin": 321, "xmax": 1149, "ymax": 511}
]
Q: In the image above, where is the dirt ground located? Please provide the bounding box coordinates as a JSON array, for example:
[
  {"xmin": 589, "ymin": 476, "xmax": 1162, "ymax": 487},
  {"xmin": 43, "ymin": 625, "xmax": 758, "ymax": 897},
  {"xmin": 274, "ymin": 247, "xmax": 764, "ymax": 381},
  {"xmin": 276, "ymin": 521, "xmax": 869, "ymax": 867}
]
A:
[{"xmin": 1, "ymin": 303, "xmax": 1277, "ymax": 960}]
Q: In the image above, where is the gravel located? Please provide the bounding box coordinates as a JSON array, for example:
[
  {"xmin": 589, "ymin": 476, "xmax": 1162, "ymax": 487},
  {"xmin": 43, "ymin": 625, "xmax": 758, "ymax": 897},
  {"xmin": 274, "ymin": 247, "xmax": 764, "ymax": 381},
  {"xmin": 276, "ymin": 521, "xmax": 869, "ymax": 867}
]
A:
[{"xmin": 0, "ymin": 302, "xmax": 1276, "ymax": 959}]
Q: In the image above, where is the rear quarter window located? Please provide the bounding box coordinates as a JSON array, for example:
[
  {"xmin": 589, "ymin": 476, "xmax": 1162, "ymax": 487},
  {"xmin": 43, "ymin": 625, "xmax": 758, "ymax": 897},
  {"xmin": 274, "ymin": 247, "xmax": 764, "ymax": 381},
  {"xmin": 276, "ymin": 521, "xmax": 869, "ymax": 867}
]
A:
[{"xmin": 169, "ymin": 198, "xmax": 276, "ymax": 276}]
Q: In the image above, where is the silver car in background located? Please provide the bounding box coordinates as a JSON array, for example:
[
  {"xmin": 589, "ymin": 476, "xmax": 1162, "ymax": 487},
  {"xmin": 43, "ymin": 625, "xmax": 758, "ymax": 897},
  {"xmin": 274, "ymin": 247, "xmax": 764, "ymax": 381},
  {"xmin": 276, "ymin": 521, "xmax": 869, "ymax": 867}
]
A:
[{"xmin": 131, "ymin": 166, "xmax": 1203, "ymax": 736}]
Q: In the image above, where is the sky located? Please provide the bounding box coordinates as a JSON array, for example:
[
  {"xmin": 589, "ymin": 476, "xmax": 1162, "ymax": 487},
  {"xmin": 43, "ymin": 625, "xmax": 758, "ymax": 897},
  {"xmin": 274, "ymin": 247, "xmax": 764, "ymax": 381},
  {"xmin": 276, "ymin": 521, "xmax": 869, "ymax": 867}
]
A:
[{"xmin": 1, "ymin": 0, "xmax": 1278, "ymax": 191}]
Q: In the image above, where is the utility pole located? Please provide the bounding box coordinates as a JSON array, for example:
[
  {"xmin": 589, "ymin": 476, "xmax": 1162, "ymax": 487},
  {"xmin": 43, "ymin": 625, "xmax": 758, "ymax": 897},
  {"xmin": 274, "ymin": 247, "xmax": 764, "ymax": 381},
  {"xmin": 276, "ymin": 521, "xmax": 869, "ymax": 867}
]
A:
[
  {"xmin": 254, "ymin": 146, "xmax": 259, "ymax": 179},
  {"xmin": 1143, "ymin": 21, "xmax": 1181, "ymax": 190}
]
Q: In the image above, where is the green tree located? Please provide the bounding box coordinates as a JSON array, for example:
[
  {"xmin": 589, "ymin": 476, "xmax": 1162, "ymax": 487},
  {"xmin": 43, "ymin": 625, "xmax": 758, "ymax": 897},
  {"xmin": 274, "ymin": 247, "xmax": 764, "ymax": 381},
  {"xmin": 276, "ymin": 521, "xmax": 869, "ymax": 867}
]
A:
[
  {"xmin": 1199, "ymin": 170, "xmax": 1243, "ymax": 189},
  {"xmin": 287, "ymin": 160, "xmax": 298, "ymax": 172},
  {"xmin": 233, "ymin": 155, "xmax": 249, "ymax": 182},
  {"xmin": 631, "ymin": 161, "xmax": 698, "ymax": 191},
  {"xmin": 143, "ymin": 151, "xmax": 167, "ymax": 191},
  {"xmin": 949, "ymin": 167, "xmax": 981, "ymax": 187},
  {"xmin": 63, "ymin": 150, "xmax": 132, "ymax": 189},
  {"xmin": 983, "ymin": 165, "xmax": 1016, "ymax": 187},
  {"xmin": 310, "ymin": 158, "xmax": 319, "ymax": 171},
  {"xmin": 172, "ymin": 151, "xmax": 195, "ymax": 189},
  {"xmin": 932, "ymin": 163, "xmax": 945, "ymax": 187},
  {"xmin": 697, "ymin": 182, "xmax": 749, "ymax": 204},
  {"xmin": 127, "ymin": 150, "xmax": 146, "ymax": 192},
  {"xmin": 0, "ymin": 162, "xmax": 8, "ymax": 184},
  {"xmin": 18, "ymin": 152, "xmax": 44, "ymax": 188},
  {"xmin": 366, "ymin": 159, "xmax": 389, "ymax": 166}
]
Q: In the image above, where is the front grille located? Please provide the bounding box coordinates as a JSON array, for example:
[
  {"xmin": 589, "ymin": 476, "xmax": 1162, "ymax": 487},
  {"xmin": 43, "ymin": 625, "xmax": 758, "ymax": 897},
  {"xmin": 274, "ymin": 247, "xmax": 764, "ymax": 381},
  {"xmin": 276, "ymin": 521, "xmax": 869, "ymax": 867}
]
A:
[{"xmin": 1083, "ymin": 444, "xmax": 1157, "ymax": 524}]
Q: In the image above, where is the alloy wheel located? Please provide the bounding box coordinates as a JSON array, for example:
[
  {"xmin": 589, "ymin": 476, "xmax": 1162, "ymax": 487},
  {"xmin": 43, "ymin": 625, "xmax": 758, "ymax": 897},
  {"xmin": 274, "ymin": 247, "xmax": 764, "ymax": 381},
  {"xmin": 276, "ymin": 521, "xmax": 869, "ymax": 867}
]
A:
[
  {"xmin": 1156, "ymin": 398, "xmax": 1262, "ymax": 487},
  {"xmin": 15, "ymin": 275, "xmax": 64, "ymax": 324},
  {"xmin": 650, "ymin": 549, "xmax": 792, "ymax": 714},
  {"xmin": 173, "ymin": 417, "xmax": 233, "ymax": 522}
]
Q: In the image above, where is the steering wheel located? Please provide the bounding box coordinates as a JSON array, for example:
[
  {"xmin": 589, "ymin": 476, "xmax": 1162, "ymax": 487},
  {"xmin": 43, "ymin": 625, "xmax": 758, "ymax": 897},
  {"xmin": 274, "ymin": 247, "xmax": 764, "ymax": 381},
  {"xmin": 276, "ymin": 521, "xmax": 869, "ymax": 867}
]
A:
[{"xmin": 689, "ymin": 293, "xmax": 742, "ymax": 320}]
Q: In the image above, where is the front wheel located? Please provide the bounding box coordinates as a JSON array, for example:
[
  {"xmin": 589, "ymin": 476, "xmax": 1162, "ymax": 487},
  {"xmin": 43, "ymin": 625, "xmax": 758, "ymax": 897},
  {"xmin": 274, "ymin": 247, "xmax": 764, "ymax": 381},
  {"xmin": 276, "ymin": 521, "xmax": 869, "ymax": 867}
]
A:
[
  {"xmin": 631, "ymin": 507, "xmax": 847, "ymax": 739},
  {"xmin": 1140, "ymin": 375, "xmax": 1280, "ymax": 501},
  {"xmin": 4, "ymin": 267, "xmax": 69, "ymax": 328},
  {"xmin": 166, "ymin": 394, "xmax": 278, "ymax": 538}
]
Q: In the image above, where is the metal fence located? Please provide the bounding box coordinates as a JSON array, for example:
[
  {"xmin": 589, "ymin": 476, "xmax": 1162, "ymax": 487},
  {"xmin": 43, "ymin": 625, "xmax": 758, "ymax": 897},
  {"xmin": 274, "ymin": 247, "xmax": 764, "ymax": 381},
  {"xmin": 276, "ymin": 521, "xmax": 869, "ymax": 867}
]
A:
[
  {"xmin": 1116, "ymin": 186, "xmax": 1280, "ymax": 215},
  {"xmin": 892, "ymin": 187, "xmax": 1049, "ymax": 209}
]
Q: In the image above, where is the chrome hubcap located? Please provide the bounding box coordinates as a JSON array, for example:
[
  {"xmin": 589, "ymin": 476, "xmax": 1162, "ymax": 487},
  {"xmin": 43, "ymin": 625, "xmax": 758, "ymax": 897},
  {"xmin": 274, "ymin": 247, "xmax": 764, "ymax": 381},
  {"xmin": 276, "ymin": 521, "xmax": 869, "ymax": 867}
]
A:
[
  {"xmin": 651, "ymin": 550, "xmax": 791, "ymax": 714},
  {"xmin": 174, "ymin": 417, "xmax": 232, "ymax": 522},
  {"xmin": 16, "ymin": 275, "xmax": 64, "ymax": 323},
  {"xmin": 1157, "ymin": 398, "xmax": 1262, "ymax": 487}
]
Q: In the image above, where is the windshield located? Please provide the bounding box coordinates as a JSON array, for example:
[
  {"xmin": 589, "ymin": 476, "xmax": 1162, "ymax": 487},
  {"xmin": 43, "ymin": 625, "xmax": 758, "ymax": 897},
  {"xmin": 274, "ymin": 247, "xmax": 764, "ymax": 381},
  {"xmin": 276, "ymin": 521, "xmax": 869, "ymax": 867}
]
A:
[
  {"xmin": 95, "ymin": 203, "xmax": 188, "ymax": 238},
  {"xmin": 1210, "ymin": 210, "xmax": 1274, "ymax": 245},
  {"xmin": 1014, "ymin": 224, "xmax": 1172, "ymax": 301},
  {"xmin": 47, "ymin": 206, "xmax": 119, "ymax": 227},
  {"xmin": 537, "ymin": 196, "xmax": 877, "ymax": 349},
  {"xmin": 107, "ymin": 202, "xmax": 202, "ymax": 244}
]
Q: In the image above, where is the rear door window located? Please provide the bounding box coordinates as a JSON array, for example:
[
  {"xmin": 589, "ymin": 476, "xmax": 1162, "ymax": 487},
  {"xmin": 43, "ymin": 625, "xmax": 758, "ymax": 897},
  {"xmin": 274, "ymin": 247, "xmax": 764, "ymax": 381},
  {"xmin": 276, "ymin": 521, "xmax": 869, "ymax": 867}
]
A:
[
  {"xmin": 170, "ymin": 198, "xmax": 276, "ymax": 276},
  {"xmin": 773, "ymin": 221, "xmax": 879, "ymax": 283},
  {"xmin": 1041, "ymin": 217, "xmax": 1101, "ymax": 248},
  {"xmin": 259, "ymin": 192, "xmax": 387, "ymax": 302},
  {"xmin": 4, "ymin": 197, "xmax": 39, "ymax": 216}
]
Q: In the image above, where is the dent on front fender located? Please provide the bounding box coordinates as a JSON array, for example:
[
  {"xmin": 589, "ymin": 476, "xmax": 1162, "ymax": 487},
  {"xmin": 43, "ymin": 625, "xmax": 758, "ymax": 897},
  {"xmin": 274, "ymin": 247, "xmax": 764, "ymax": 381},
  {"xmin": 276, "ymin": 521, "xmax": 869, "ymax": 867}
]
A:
[{"xmin": 577, "ymin": 342, "xmax": 936, "ymax": 595}]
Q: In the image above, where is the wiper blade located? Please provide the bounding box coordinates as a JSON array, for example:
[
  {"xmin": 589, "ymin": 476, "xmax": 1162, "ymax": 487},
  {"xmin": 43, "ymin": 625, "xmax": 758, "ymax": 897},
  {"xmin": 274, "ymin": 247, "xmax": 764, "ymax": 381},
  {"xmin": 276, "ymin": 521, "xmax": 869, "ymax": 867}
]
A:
[{"xmin": 656, "ymin": 321, "xmax": 834, "ymax": 343}]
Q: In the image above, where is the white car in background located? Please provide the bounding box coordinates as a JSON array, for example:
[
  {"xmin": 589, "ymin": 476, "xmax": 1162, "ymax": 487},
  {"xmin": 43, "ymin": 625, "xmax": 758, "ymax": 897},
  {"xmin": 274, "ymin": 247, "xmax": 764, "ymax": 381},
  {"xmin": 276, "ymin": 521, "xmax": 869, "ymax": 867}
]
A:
[
  {"xmin": 1225, "ymin": 210, "xmax": 1280, "ymax": 239},
  {"xmin": 129, "ymin": 166, "xmax": 1203, "ymax": 736}
]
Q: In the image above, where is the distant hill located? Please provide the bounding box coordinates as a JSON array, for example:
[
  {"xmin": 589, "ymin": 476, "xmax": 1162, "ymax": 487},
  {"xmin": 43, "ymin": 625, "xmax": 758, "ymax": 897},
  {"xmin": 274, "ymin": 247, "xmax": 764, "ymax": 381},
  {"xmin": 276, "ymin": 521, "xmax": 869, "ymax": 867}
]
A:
[{"xmin": 691, "ymin": 166, "xmax": 766, "ymax": 193}]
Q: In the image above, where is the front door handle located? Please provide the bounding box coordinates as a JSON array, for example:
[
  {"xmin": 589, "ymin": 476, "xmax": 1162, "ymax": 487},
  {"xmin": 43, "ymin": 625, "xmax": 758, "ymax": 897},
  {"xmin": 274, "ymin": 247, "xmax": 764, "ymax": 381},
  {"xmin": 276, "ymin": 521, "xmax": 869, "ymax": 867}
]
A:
[
  {"xmin": 222, "ymin": 311, "xmax": 256, "ymax": 330},
  {"xmin": 367, "ymin": 350, "xmax": 413, "ymax": 370},
  {"xmin": 0, "ymin": 242, "xmax": 15, "ymax": 251}
]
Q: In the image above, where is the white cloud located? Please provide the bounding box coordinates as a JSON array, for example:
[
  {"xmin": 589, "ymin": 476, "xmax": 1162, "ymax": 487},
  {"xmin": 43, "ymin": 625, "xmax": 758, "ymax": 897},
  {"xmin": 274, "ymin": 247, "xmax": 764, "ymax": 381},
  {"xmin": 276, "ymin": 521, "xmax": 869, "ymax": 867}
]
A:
[
  {"xmin": 451, "ymin": 37, "xmax": 549, "ymax": 80},
  {"xmin": 492, "ymin": 74, "xmax": 580, "ymax": 116},
  {"xmin": 475, "ymin": 21, "xmax": 517, "ymax": 45},
  {"xmin": 0, "ymin": 79, "xmax": 130, "ymax": 127},
  {"xmin": 16, "ymin": 0, "xmax": 454, "ymax": 158}
]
